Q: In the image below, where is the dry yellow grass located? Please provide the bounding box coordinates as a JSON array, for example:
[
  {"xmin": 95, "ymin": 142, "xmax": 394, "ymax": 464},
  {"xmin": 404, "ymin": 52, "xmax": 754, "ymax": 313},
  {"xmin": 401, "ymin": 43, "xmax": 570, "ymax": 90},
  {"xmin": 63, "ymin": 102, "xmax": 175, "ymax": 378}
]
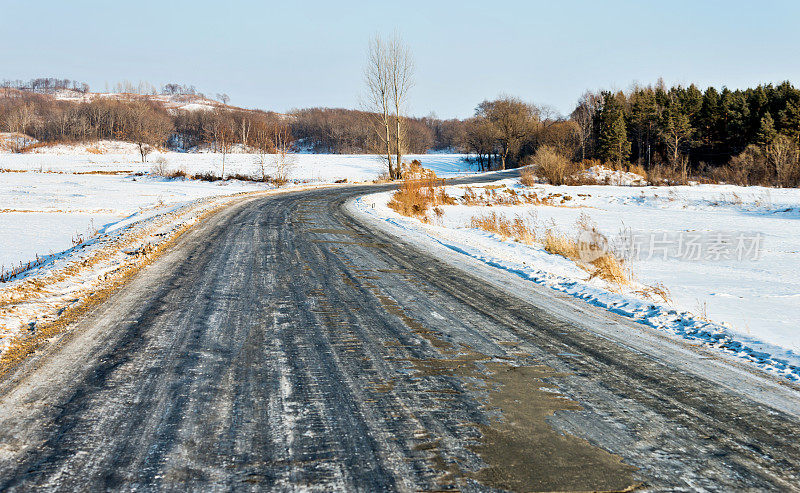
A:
[
  {"xmin": 634, "ymin": 282, "xmax": 672, "ymax": 304},
  {"xmin": 520, "ymin": 166, "xmax": 537, "ymax": 186},
  {"xmin": 586, "ymin": 253, "xmax": 629, "ymax": 285},
  {"xmin": 387, "ymin": 160, "xmax": 454, "ymax": 221},
  {"xmin": 470, "ymin": 212, "xmax": 536, "ymax": 245},
  {"xmin": 627, "ymin": 164, "xmax": 648, "ymax": 182},
  {"xmin": 532, "ymin": 146, "xmax": 576, "ymax": 186},
  {"xmin": 460, "ymin": 186, "xmax": 558, "ymax": 207},
  {"xmin": 543, "ymin": 229, "xmax": 630, "ymax": 287},
  {"xmin": 543, "ymin": 230, "xmax": 581, "ymax": 259}
]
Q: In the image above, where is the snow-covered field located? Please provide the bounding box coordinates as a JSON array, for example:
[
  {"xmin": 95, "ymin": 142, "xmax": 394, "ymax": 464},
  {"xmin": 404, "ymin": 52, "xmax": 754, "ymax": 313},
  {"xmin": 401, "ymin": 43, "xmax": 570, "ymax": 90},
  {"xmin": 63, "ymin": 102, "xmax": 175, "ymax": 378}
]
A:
[
  {"xmin": 355, "ymin": 174, "xmax": 800, "ymax": 382},
  {"xmin": 1, "ymin": 148, "xmax": 474, "ymax": 182},
  {"xmin": 0, "ymin": 151, "xmax": 472, "ymax": 271}
]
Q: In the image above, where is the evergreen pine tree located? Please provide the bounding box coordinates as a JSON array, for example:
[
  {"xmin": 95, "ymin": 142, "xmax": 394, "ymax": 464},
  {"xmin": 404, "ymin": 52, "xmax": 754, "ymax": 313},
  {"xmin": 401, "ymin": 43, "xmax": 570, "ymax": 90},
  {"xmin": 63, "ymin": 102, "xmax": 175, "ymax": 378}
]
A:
[
  {"xmin": 596, "ymin": 92, "xmax": 631, "ymax": 166},
  {"xmin": 698, "ymin": 87, "xmax": 720, "ymax": 148},
  {"xmin": 660, "ymin": 102, "xmax": 693, "ymax": 165},
  {"xmin": 756, "ymin": 112, "xmax": 777, "ymax": 146},
  {"xmin": 778, "ymin": 100, "xmax": 800, "ymax": 143},
  {"xmin": 630, "ymin": 89, "xmax": 658, "ymax": 167}
]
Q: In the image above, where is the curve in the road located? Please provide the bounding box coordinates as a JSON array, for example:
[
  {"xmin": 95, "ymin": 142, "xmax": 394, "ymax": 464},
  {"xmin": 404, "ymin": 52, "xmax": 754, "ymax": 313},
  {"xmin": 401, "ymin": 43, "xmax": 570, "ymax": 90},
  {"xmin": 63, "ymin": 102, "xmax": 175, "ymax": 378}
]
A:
[{"xmin": 0, "ymin": 183, "xmax": 798, "ymax": 491}]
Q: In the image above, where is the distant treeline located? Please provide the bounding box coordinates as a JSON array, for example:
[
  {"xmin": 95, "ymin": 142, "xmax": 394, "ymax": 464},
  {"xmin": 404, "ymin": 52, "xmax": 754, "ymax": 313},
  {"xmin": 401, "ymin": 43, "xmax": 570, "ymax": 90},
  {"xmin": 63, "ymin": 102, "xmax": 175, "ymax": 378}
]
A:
[
  {"xmin": 2, "ymin": 77, "xmax": 800, "ymax": 185},
  {"xmin": 0, "ymin": 88, "xmax": 291, "ymax": 160},
  {"xmin": 0, "ymin": 87, "xmax": 462, "ymax": 155},
  {"xmin": 1, "ymin": 78, "xmax": 90, "ymax": 94},
  {"xmin": 573, "ymin": 81, "xmax": 800, "ymax": 182},
  {"xmin": 288, "ymin": 108, "xmax": 461, "ymax": 153}
]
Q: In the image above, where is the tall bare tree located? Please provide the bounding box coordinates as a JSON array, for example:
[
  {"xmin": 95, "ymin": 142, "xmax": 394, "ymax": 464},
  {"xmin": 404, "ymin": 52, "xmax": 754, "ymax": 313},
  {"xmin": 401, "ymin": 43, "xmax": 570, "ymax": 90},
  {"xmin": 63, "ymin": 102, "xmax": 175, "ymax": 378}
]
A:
[
  {"xmin": 365, "ymin": 35, "xmax": 395, "ymax": 179},
  {"xmin": 252, "ymin": 120, "xmax": 274, "ymax": 180},
  {"xmin": 272, "ymin": 123, "xmax": 295, "ymax": 184},
  {"xmin": 126, "ymin": 102, "xmax": 173, "ymax": 163},
  {"xmin": 388, "ymin": 34, "xmax": 414, "ymax": 175},
  {"xmin": 364, "ymin": 33, "xmax": 414, "ymax": 179},
  {"xmin": 571, "ymin": 91, "xmax": 600, "ymax": 161},
  {"xmin": 463, "ymin": 117, "xmax": 497, "ymax": 171}
]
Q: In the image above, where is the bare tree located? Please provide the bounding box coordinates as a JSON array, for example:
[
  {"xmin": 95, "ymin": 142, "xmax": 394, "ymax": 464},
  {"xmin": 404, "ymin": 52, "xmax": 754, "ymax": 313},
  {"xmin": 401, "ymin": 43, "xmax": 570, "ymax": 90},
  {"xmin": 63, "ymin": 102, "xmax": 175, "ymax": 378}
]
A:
[
  {"xmin": 571, "ymin": 91, "xmax": 600, "ymax": 161},
  {"xmin": 217, "ymin": 123, "xmax": 233, "ymax": 179},
  {"xmin": 463, "ymin": 117, "xmax": 497, "ymax": 171},
  {"xmin": 766, "ymin": 134, "xmax": 800, "ymax": 187},
  {"xmin": 272, "ymin": 123, "xmax": 295, "ymax": 184},
  {"xmin": 660, "ymin": 100, "xmax": 693, "ymax": 182},
  {"xmin": 251, "ymin": 120, "xmax": 274, "ymax": 180},
  {"xmin": 240, "ymin": 117, "xmax": 251, "ymax": 149},
  {"xmin": 127, "ymin": 103, "xmax": 173, "ymax": 163},
  {"xmin": 364, "ymin": 35, "xmax": 395, "ymax": 179},
  {"xmin": 388, "ymin": 34, "xmax": 414, "ymax": 174},
  {"xmin": 477, "ymin": 97, "xmax": 538, "ymax": 170},
  {"xmin": 5, "ymin": 103, "xmax": 36, "ymax": 136}
]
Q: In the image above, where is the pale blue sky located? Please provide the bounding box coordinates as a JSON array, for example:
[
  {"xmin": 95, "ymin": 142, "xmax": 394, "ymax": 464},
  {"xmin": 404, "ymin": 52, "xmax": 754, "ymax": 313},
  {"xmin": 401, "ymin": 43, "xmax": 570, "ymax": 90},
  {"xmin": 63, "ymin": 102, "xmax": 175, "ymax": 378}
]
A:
[{"xmin": 2, "ymin": 0, "xmax": 798, "ymax": 118}]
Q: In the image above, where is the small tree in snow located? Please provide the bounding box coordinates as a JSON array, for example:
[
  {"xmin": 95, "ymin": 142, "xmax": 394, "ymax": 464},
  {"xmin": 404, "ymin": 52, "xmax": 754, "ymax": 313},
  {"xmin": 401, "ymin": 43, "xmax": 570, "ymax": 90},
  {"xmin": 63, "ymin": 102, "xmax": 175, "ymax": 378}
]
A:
[{"xmin": 272, "ymin": 123, "xmax": 294, "ymax": 184}]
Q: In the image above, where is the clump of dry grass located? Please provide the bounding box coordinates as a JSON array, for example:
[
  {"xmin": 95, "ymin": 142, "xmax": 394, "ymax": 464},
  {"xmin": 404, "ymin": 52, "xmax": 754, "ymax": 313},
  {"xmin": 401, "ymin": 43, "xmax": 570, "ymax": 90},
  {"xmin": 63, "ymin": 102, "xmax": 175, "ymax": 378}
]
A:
[
  {"xmin": 470, "ymin": 212, "xmax": 536, "ymax": 244},
  {"xmin": 648, "ymin": 164, "xmax": 685, "ymax": 185},
  {"xmin": 541, "ymin": 214, "xmax": 632, "ymax": 287},
  {"xmin": 520, "ymin": 166, "xmax": 538, "ymax": 186},
  {"xmin": 543, "ymin": 230, "xmax": 580, "ymax": 259},
  {"xmin": 634, "ymin": 282, "xmax": 672, "ymax": 304},
  {"xmin": 627, "ymin": 164, "xmax": 648, "ymax": 182},
  {"xmin": 586, "ymin": 253, "xmax": 629, "ymax": 285},
  {"xmin": 543, "ymin": 229, "xmax": 630, "ymax": 286},
  {"xmin": 387, "ymin": 160, "xmax": 454, "ymax": 221},
  {"xmin": 460, "ymin": 186, "xmax": 557, "ymax": 207},
  {"xmin": 166, "ymin": 169, "xmax": 190, "ymax": 179}
]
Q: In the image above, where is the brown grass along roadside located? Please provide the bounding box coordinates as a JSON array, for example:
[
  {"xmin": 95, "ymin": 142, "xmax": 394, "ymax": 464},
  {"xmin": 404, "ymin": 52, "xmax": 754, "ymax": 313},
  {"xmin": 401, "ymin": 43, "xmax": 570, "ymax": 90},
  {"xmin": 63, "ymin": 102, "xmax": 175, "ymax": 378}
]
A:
[
  {"xmin": 469, "ymin": 211, "xmax": 632, "ymax": 288},
  {"xmin": 470, "ymin": 212, "xmax": 537, "ymax": 245},
  {"xmin": 387, "ymin": 160, "xmax": 455, "ymax": 221}
]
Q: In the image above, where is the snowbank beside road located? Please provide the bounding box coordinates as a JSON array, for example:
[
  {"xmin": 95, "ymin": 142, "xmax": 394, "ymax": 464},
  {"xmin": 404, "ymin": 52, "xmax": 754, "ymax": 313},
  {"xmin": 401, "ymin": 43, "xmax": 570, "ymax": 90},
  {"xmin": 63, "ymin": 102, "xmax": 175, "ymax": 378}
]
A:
[
  {"xmin": 0, "ymin": 188, "xmax": 268, "ymax": 363},
  {"xmin": 354, "ymin": 178, "xmax": 800, "ymax": 382},
  {"xmin": 0, "ymin": 172, "xmax": 272, "ymax": 271}
]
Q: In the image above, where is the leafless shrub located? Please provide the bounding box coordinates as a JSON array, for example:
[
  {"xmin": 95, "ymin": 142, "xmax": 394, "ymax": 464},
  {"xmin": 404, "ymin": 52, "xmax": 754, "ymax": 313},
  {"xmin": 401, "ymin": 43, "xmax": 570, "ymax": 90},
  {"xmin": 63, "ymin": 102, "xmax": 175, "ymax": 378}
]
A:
[
  {"xmin": 767, "ymin": 135, "xmax": 800, "ymax": 187},
  {"xmin": 532, "ymin": 146, "xmax": 574, "ymax": 185},
  {"xmin": 150, "ymin": 155, "xmax": 169, "ymax": 176}
]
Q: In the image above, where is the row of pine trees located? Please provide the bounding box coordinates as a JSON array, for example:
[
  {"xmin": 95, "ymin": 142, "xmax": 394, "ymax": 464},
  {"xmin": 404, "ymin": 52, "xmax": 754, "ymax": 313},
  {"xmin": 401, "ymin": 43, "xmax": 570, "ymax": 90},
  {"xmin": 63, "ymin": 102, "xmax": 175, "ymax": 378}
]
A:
[{"xmin": 577, "ymin": 80, "xmax": 800, "ymax": 183}]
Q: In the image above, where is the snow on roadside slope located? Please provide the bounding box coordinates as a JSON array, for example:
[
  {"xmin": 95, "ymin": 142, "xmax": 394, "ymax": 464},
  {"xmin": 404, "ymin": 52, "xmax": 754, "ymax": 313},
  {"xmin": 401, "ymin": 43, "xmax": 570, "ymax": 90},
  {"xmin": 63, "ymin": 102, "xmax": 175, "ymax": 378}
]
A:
[
  {"xmin": 0, "ymin": 172, "xmax": 272, "ymax": 271},
  {"xmin": 354, "ymin": 179, "xmax": 800, "ymax": 382},
  {"xmin": 0, "ymin": 188, "xmax": 272, "ymax": 359}
]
